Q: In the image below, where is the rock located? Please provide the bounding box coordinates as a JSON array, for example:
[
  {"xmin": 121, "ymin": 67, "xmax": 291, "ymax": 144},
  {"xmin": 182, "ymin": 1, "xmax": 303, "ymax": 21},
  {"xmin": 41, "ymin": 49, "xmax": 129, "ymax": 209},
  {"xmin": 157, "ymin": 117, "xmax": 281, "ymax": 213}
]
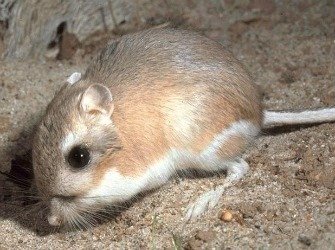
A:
[{"xmin": 2, "ymin": 0, "xmax": 133, "ymax": 59}]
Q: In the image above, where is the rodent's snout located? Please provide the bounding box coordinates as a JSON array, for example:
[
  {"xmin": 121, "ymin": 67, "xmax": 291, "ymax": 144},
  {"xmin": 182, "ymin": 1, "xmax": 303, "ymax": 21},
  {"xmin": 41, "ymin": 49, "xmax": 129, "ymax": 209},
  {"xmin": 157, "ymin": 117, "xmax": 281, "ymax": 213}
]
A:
[
  {"xmin": 47, "ymin": 196, "xmax": 75, "ymax": 227},
  {"xmin": 48, "ymin": 197, "xmax": 63, "ymax": 226},
  {"xmin": 48, "ymin": 214, "xmax": 62, "ymax": 227}
]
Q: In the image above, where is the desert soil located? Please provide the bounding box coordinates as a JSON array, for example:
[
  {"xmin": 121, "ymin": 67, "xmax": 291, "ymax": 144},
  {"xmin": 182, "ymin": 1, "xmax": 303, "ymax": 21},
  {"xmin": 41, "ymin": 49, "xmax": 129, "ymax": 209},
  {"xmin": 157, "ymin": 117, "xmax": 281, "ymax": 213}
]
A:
[{"xmin": 0, "ymin": 0, "xmax": 334, "ymax": 249}]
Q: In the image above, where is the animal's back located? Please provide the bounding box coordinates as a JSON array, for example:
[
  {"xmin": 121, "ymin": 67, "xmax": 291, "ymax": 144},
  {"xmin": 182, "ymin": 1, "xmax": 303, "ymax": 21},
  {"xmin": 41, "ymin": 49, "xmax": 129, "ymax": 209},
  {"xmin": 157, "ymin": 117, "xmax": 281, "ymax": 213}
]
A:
[{"xmin": 83, "ymin": 28, "xmax": 262, "ymax": 174}]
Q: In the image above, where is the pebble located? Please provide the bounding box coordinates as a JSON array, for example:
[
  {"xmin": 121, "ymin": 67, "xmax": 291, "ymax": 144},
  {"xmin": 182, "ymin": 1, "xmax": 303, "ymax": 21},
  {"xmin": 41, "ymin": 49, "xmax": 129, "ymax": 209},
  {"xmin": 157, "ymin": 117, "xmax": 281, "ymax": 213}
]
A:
[{"xmin": 220, "ymin": 210, "xmax": 233, "ymax": 222}]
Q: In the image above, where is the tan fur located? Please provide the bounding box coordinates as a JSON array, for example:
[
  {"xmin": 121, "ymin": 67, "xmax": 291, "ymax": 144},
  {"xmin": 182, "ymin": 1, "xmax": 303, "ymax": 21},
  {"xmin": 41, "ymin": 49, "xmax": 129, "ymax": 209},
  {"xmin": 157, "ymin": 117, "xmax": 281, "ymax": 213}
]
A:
[
  {"xmin": 215, "ymin": 135, "xmax": 248, "ymax": 160},
  {"xmin": 92, "ymin": 74, "xmax": 261, "ymax": 180},
  {"xmin": 86, "ymin": 28, "xmax": 262, "ymax": 183},
  {"xmin": 93, "ymin": 92, "xmax": 169, "ymax": 179},
  {"xmin": 32, "ymin": 28, "xmax": 262, "ymax": 222}
]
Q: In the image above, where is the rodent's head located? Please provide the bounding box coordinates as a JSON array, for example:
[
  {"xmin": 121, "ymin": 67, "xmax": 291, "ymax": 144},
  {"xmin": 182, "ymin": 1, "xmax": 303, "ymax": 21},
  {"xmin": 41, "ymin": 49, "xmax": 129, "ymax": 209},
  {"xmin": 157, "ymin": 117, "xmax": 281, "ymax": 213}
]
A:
[{"xmin": 32, "ymin": 73, "xmax": 121, "ymax": 227}]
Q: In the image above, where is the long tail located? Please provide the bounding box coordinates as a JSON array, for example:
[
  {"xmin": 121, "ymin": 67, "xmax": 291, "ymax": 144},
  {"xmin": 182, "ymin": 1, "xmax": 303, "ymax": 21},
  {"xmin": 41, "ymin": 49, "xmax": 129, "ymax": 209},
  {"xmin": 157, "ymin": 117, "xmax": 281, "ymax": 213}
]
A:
[{"xmin": 263, "ymin": 108, "xmax": 335, "ymax": 128}]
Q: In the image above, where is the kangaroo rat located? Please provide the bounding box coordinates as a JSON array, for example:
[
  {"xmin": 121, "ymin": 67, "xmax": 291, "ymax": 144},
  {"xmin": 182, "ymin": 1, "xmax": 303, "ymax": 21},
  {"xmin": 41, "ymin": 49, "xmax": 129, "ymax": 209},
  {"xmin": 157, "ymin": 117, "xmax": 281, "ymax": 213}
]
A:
[{"xmin": 32, "ymin": 28, "xmax": 335, "ymax": 227}]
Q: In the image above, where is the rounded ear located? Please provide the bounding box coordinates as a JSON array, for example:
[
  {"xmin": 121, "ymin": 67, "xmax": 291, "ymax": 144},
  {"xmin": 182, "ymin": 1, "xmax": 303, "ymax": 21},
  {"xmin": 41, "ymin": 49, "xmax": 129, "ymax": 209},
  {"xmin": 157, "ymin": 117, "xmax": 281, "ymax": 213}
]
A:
[{"xmin": 80, "ymin": 84, "xmax": 114, "ymax": 117}]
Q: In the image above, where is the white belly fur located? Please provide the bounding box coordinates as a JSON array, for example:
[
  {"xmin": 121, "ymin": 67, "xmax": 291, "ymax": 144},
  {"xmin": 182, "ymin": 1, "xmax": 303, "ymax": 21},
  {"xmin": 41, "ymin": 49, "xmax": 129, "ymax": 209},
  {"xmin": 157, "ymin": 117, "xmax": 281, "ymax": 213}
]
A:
[{"xmin": 86, "ymin": 120, "xmax": 260, "ymax": 204}]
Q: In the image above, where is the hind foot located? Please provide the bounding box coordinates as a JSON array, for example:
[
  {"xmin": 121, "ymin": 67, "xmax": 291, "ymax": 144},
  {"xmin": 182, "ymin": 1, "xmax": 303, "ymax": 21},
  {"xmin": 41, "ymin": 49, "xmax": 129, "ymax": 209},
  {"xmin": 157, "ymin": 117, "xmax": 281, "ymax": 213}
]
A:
[{"xmin": 184, "ymin": 158, "xmax": 249, "ymax": 220}]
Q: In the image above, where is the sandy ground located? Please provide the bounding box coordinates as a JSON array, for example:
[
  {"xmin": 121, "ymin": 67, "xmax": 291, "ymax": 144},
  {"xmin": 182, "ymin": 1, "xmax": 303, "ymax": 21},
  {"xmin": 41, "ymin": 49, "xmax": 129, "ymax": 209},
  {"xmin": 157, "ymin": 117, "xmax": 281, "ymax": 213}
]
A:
[{"xmin": 0, "ymin": 0, "xmax": 334, "ymax": 249}]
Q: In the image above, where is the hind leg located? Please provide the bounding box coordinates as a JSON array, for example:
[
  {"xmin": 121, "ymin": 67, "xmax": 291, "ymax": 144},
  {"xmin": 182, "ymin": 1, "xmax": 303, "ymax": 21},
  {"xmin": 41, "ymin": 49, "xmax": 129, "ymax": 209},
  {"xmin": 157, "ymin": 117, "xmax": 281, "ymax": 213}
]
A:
[
  {"xmin": 185, "ymin": 158, "xmax": 249, "ymax": 220},
  {"xmin": 184, "ymin": 120, "xmax": 258, "ymax": 220}
]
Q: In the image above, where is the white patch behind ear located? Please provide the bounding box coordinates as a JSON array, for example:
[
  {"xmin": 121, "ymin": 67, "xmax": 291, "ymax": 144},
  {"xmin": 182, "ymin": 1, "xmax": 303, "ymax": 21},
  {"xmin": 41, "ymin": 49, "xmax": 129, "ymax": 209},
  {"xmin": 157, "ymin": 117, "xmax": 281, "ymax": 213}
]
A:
[{"xmin": 67, "ymin": 72, "xmax": 82, "ymax": 85}]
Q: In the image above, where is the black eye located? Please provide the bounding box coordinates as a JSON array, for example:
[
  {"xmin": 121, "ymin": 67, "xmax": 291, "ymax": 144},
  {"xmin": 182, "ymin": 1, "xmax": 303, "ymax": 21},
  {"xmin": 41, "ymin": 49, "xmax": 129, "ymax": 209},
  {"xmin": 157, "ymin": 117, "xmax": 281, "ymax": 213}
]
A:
[{"xmin": 67, "ymin": 145, "xmax": 90, "ymax": 169}]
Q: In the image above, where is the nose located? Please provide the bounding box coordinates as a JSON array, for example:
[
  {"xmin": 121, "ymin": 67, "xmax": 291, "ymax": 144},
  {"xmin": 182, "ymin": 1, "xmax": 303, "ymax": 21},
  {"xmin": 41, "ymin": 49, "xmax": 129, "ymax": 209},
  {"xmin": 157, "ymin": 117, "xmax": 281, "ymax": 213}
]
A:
[
  {"xmin": 47, "ymin": 195, "xmax": 74, "ymax": 227},
  {"xmin": 48, "ymin": 214, "xmax": 62, "ymax": 226}
]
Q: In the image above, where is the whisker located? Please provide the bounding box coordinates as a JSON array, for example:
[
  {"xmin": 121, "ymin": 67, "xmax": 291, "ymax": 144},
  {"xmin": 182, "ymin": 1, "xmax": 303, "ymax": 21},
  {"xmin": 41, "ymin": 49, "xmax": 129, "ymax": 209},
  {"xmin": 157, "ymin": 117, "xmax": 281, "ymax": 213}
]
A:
[
  {"xmin": 69, "ymin": 206, "xmax": 88, "ymax": 231},
  {"xmin": 68, "ymin": 204, "xmax": 113, "ymax": 228},
  {"xmin": 2, "ymin": 194, "xmax": 42, "ymax": 200},
  {"xmin": 68, "ymin": 209, "xmax": 81, "ymax": 231},
  {"xmin": 1, "ymin": 169, "xmax": 33, "ymax": 180},
  {"xmin": 66, "ymin": 212, "xmax": 76, "ymax": 231},
  {"xmin": 1, "ymin": 178, "xmax": 32, "ymax": 188},
  {"xmin": 74, "ymin": 214, "xmax": 86, "ymax": 230},
  {"xmin": 93, "ymin": 213, "xmax": 112, "ymax": 223},
  {"xmin": 81, "ymin": 194, "xmax": 127, "ymax": 198},
  {"xmin": 72, "ymin": 217, "xmax": 82, "ymax": 231},
  {"xmin": 78, "ymin": 212, "xmax": 96, "ymax": 229},
  {"xmin": 32, "ymin": 205, "xmax": 47, "ymax": 231},
  {"xmin": 4, "ymin": 201, "xmax": 45, "ymax": 221},
  {"xmin": 83, "ymin": 209, "xmax": 108, "ymax": 223},
  {"xmin": 80, "ymin": 213, "xmax": 94, "ymax": 230}
]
